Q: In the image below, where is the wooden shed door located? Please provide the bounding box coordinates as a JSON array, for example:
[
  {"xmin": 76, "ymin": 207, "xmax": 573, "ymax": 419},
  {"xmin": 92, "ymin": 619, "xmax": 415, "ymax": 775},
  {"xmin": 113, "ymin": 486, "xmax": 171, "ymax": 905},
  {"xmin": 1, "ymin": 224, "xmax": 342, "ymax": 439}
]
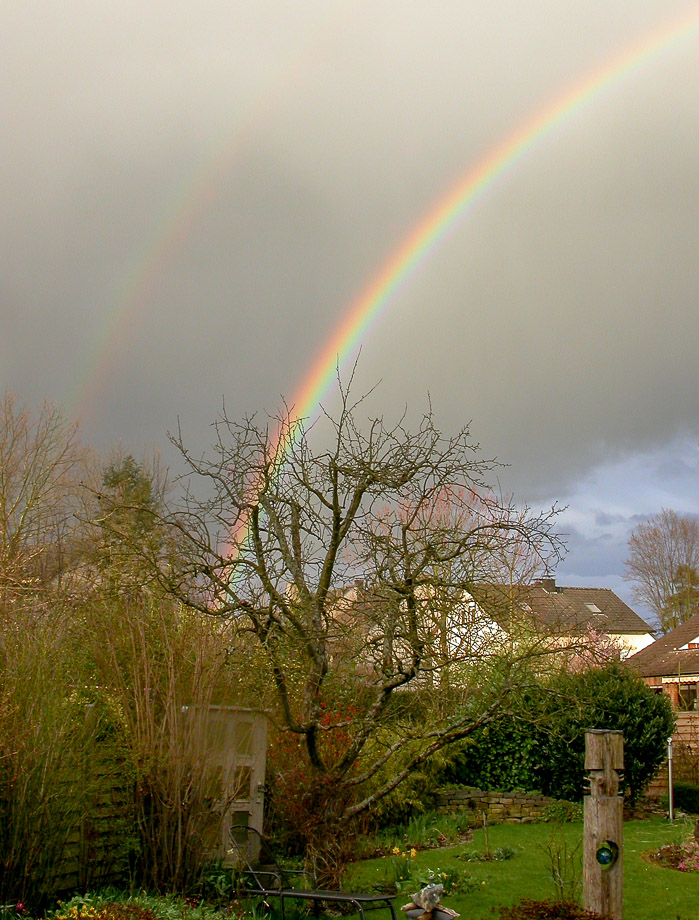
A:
[{"xmin": 193, "ymin": 706, "xmax": 267, "ymax": 860}]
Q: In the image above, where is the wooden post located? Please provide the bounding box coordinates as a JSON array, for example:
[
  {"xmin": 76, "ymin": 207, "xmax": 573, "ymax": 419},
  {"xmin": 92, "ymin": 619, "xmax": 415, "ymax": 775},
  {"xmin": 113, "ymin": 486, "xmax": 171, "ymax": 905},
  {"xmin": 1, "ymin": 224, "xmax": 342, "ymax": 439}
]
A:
[{"xmin": 583, "ymin": 730, "xmax": 623, "ymax": 919}]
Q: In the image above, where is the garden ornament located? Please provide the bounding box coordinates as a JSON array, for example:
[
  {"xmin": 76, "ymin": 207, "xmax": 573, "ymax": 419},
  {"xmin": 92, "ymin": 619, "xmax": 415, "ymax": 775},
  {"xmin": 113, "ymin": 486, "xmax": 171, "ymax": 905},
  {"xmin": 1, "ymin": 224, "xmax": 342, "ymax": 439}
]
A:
[{"xmin": 401, "ymin": 883, "xmax": 459, "ymax": 920}]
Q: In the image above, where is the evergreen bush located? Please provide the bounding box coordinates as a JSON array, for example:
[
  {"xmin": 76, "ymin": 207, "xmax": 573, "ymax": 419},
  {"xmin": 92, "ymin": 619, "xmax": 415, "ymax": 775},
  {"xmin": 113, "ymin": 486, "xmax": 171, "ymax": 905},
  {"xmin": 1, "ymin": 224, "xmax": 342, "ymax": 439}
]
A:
[
  {"xmin": 672, "ymin": 782, "xmax": 699, "ymax": 814},
  {"xmin": 535, "ymin": 663, "xmax": 674, "ymax": 804},
  {"xmin": 441, "ymin": 663, "xmax": 674, "ymax": 805}
]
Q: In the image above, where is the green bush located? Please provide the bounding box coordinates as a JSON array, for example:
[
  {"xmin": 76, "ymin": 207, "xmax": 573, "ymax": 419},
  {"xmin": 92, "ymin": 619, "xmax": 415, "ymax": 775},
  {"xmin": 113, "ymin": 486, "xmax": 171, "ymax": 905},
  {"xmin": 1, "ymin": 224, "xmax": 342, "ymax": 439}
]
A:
[
  {"xmin": 673, "ymin": 782, "xmax": 699, "ymax": 814},
  {"xmin": 47, "ymin": 889, "xmax": 231, "ymax": 920},
  {"xmin": 365, "ymin": 755, "xmax": 448, "ymax": 829},
  {"xmin": 535, "ymin": 663, "xmax": 675, "ymax": 804},
  {"xmin": 440, "ymin": 698, "xmax": 543, "ymax": 793},
  {"xmin": 541, "ymin": 801, "xmax": 584, "ymax": 824},
  {"xmin": 441, "ymin": 663, "xmax": 674, "ymax": 805}
]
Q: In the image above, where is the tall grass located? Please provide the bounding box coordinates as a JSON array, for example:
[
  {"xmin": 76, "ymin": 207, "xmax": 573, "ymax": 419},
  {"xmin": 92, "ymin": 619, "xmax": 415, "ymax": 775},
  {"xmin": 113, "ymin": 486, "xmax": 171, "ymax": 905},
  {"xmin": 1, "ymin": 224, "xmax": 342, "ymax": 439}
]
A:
[
  {"xmin": 1, "ymin": 585, "xmax": 246, "ymax": 906},
  {"xmin": 86, "ymin": 596, "xmax": 241, "ymax": 893},
  {"xmin": 0, "ymin": 605, "xmax": 93, "ymax": 909}
]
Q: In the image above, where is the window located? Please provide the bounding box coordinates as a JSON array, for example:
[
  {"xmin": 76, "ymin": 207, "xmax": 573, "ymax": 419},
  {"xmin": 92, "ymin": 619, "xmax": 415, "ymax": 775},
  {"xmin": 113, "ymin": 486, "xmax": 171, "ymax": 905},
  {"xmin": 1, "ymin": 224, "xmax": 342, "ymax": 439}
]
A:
[
  {"xmin": 236, "ymin": 721, "xmax": 254, "ymax": 757},
  {"xmin": 229, "ymin": 810, "xmax": 250, "ymax": 846},
  {"xmin": 233, "ymin": 765, "xmax": 253, "ymax": 801},
  {"xmin": 678, "ymin": 684, "xmax": 698, "ymax": 712}
]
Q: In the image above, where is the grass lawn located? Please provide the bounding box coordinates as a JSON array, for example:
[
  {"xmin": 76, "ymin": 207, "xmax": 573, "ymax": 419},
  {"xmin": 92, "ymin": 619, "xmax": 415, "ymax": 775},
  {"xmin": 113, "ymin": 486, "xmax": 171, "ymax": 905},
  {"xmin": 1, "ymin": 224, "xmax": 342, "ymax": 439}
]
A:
[{"xmin": 348, "ymin": 817, "xmax": 699, "ymax": 920}]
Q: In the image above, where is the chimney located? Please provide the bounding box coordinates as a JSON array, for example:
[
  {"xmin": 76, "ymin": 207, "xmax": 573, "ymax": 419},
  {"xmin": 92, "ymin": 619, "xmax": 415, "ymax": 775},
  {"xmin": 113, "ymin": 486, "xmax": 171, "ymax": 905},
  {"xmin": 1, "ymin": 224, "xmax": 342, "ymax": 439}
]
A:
[{"xmin": 537, "ymin": 576, "xmax": 556, "ymax": 593}]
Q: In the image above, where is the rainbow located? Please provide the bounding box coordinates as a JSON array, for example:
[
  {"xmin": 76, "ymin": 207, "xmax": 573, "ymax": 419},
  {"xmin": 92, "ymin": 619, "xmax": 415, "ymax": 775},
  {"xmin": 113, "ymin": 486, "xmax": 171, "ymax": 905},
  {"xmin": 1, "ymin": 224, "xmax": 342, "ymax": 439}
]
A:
[
  {"xmin": 68, "ymin": 7, "xmax": 699, "ymax": 555},
  {"xmin": 70, "ymin": 4, "xmax": 359, "ymax": 422},
  {"xmin": 225, "ymin": 7, "xmax": 699, "ymax": 557},
  {"xmin": 263, "ymin": 8, "xmax": 699, "ymax": 471}
]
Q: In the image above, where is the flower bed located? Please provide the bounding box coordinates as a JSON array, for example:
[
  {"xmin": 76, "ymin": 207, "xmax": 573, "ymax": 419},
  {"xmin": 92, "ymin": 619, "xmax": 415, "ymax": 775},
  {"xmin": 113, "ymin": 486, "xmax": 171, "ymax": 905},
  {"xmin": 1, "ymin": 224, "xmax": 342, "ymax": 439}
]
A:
[{"xmin": 645, "ymin": 839, "xmax": 699, "ymax": 872}]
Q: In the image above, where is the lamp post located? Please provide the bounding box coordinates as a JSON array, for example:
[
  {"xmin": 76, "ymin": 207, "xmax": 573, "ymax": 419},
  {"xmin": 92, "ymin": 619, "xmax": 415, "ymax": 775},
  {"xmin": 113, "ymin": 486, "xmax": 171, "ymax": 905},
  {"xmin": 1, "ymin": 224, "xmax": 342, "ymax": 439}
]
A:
[{"xmin": 667, "ymin": 736, "xmax": 674, "ymax": 822}]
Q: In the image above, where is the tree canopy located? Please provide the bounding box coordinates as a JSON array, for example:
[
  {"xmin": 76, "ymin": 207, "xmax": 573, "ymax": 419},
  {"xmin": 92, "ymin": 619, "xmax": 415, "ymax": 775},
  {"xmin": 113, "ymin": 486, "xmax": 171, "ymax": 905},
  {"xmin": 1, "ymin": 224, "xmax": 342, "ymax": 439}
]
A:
[{"xmin": 164, "ymin": 382, "xmax": 565, "ymax": 824}]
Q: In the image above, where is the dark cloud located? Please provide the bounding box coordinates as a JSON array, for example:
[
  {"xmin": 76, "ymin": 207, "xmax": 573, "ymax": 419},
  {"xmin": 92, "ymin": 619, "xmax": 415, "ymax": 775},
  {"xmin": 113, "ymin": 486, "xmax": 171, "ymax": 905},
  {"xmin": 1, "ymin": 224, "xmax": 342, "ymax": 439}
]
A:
[{"xmin": 2, "ymin": 1, "xmax": 698, "ymax": 591}]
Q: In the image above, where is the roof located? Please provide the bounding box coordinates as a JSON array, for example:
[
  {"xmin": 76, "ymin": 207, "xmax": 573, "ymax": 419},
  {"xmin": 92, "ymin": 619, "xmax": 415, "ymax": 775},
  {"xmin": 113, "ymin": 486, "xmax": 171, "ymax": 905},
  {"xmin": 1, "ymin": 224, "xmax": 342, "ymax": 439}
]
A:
[
  {"xmin": 628, "ymin": 612, "xmax": 699, "ymax": 678},
  {"xmin": 523, "ymin": 584, "xmax": 653, "ymax": 635},
  {"xmin": 474, "ymin": 579, "xmax": 654, "ymax": 637}
]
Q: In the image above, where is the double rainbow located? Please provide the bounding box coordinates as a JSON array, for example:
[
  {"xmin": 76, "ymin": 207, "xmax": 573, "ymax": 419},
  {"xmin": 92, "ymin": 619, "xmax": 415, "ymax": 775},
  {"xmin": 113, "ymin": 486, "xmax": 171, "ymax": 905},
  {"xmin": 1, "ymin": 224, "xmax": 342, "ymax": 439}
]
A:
[
  {"xmin": 70, "ymin": 8, "xmax": 699, "ymax": 555},
  {"xmin": 269, "ymin": 7, "xmax": 699, "ymax": 473}
]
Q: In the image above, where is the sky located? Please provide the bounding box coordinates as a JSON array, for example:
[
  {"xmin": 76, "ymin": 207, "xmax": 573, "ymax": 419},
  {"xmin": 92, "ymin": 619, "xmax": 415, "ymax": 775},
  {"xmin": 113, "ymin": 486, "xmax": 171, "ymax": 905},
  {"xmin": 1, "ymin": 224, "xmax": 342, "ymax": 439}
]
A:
[{"xmin": 2, "ymin": 1, "xmax": 698, "ymax": 623}]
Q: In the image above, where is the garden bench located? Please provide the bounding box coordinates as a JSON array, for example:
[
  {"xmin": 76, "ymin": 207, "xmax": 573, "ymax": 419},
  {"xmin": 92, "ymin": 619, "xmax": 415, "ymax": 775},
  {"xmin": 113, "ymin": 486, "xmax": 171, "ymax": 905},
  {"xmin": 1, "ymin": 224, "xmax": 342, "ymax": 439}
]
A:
[{"xmin": 228, "ymin": 826, "xmax": 397, "ymax": 920}]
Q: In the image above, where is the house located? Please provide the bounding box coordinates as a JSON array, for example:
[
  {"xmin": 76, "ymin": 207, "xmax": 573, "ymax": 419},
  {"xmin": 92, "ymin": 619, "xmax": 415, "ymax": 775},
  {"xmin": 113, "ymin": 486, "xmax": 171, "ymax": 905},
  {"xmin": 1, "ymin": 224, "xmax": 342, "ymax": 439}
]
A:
[
  {"xmin": 320, "ymin": 576, "xmax": 654, "ymax": 682},
  {"xmin": 472, "ymin": 577, "xmax": 656, "ymax": 659},
  {"xmin": 627, "ymin": 612, "xmax": 699, "ymax": 710},
  {"xmin": 627, "ymin": 616, "xmax": 699, "ymax": 799}
]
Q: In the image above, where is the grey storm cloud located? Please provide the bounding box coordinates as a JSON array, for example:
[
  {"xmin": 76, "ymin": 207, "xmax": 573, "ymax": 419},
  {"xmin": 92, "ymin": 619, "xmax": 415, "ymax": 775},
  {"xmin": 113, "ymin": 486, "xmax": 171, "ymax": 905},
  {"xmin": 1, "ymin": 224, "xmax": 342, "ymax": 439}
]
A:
[{"xmin": 2, "ymin": 0, "xmax": 698, "ymax": 532}]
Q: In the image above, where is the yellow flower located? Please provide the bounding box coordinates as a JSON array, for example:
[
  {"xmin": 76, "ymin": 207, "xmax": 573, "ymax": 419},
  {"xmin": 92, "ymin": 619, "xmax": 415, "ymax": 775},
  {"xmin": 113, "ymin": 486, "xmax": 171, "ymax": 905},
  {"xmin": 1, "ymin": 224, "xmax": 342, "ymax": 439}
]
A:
[
  {"xmin": 393, "ymin": 846, "xmax": 400, "ymax": 855},
  {"xmin": 410, "ymin": 848, "xmax": 417, "ymax": 858}
]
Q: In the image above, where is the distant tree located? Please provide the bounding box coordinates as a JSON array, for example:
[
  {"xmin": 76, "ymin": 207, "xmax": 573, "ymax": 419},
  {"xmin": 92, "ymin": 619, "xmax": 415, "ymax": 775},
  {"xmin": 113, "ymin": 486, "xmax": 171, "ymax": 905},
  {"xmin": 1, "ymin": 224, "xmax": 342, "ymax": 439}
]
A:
[
  {"xmin": 0, "ymin": 390, "xmax": 88, "ymax": 607},
  {"xmin": 101, "ymin": 454, "xmax": 159, "ymax": 532},
  {"xmin": 624, "ymin": 509, "xmax": 699, "ymax": 633},
  {"xmin": 664, "ymin": 563, "xmax": 699, "ymax": 629},
  {"xmin": 95, "ymin": 453, "xmax": 168, "ymax": 592}
]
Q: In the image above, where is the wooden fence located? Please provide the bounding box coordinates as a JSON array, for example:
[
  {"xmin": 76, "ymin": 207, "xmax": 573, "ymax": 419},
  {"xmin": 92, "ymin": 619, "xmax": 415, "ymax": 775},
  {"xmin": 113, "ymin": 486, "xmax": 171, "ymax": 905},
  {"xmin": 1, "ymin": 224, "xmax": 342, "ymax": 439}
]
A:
[
  {"xmin": 646, "ymin": 711, "xmax": 699, "ymax": 798},
  {"xmin": 54, "ymin": 754, "xmax": 133, "ymax": 892}
]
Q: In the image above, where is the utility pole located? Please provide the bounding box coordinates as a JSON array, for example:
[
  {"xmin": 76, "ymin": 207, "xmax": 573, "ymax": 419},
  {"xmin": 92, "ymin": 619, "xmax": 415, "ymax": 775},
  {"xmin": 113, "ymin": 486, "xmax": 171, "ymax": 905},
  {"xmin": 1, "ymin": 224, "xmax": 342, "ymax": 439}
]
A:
[{"xmin": 583, "ymin": 730, "xmax": 624, "ymax": 919}]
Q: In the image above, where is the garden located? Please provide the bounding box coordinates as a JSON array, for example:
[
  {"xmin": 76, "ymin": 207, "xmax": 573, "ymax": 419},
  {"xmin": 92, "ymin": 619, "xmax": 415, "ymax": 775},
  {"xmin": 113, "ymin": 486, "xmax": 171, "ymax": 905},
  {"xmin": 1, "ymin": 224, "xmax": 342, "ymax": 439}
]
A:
[
  {"xmin": 5, "ymin": 812, "xmax": 699, "ymax": 920},
  {"xmin": 349, "ymin": 812, "xmax": 699, "ymax": 920},
  {"xmin": 2, "ymin": 394, "xmax": 699, "ymax": 920}
]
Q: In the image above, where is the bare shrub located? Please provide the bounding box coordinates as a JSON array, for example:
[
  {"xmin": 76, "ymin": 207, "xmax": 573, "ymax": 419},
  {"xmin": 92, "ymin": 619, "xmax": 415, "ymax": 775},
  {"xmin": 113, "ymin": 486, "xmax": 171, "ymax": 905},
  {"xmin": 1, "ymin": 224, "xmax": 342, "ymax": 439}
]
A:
[
  {"xmin": 86, "ymin": 595, "xmax": 241, "ymax": 892},
  {"xmin": 539, "ymin": 823, "xmax": 583, "ymax": 905},
  {"xmin": 0, "ymin": 391, "xmax": 89, "ymax": 606}
]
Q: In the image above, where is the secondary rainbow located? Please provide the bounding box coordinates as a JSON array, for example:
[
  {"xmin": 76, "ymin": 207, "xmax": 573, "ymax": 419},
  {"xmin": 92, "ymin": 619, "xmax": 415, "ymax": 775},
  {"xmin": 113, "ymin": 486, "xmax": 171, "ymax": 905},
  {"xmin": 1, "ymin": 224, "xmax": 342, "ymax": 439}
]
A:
[
  {"xmin": 262, "ymin": 6, "xmax": 699, "ymax": 487},
  {"xmin": 70, "ymin": 4, "xmax": 359, "ymax": 423}
]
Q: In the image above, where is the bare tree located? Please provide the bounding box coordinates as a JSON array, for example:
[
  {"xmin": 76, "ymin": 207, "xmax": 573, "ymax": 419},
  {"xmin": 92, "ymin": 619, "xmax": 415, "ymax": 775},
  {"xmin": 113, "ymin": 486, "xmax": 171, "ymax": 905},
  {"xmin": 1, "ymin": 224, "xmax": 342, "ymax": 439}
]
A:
[
  {"xmin": 0, "ymin": 391, "xmax": 89, "ymax": 610},
  {"xmin": 165, "ymin": 382, "xmax": 563, "ymax": 827},
  {"xmin": 624, "ymin": 508, "xmax": 699, "ymax": 633}
]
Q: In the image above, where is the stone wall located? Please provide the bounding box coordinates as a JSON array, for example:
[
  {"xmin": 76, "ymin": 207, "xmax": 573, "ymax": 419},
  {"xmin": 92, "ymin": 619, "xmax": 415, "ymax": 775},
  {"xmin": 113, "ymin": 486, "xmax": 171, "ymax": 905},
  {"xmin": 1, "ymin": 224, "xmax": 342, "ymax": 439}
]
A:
[{"xmin": 436, "ymin": 787, "xmax": 558, "ymax": 824}]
